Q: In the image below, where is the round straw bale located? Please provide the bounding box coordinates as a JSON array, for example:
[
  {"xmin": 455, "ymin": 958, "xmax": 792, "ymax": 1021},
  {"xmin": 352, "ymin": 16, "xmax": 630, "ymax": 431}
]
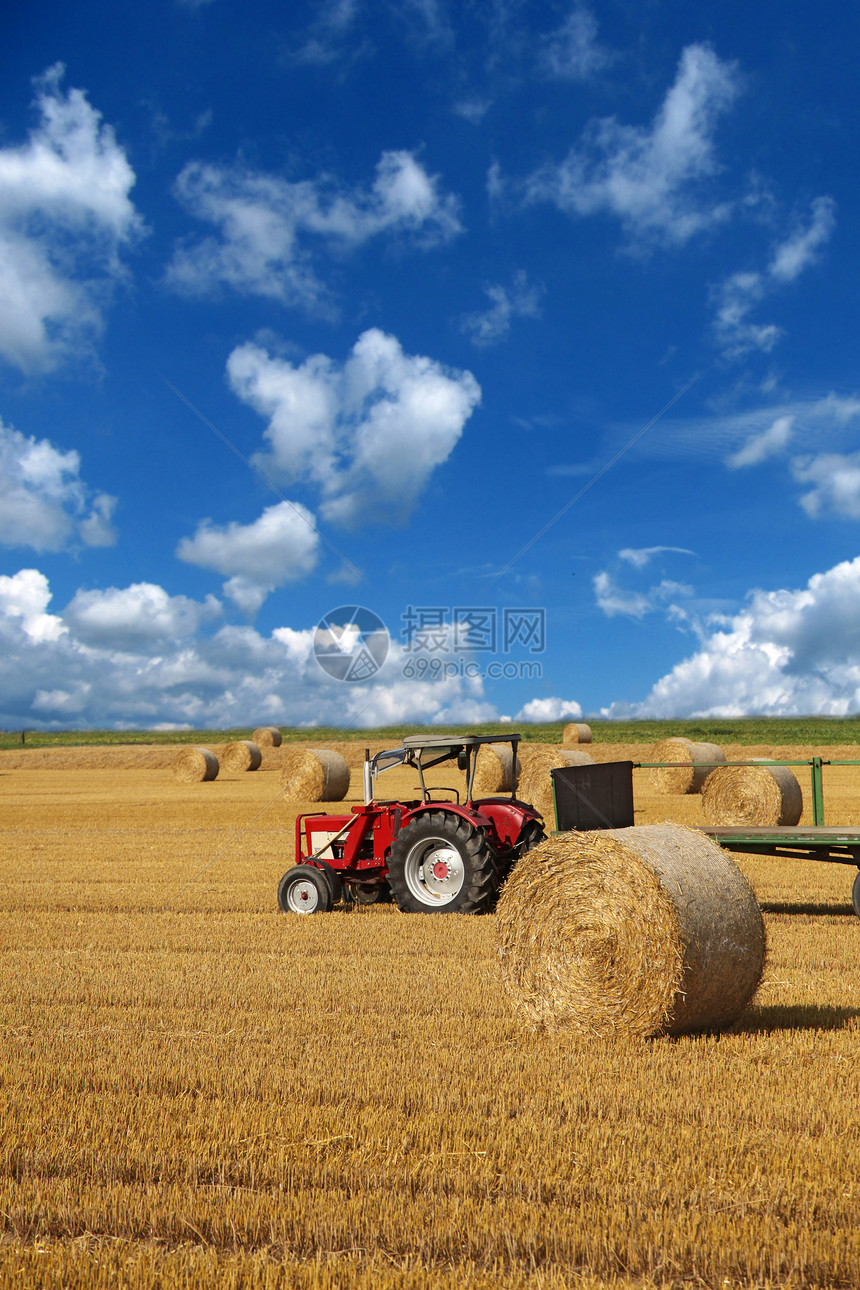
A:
[
  {"xmin": 562, "ymin": 722, "xmax": 592, "ymax": 745},
  {"xmin": 516, "ymin": 748, "xmax": 595, "ymax": 823},
  {"xmin": 252, "ymin": 726, "xmax": 282, "ymax": 748},
  {"xmin": 473, "ymin": 743, "xmax": 520, "ymax": 796},
  {"xmin": 221, "ymin": 740, "xmax": 262, "ymax": 772},
  {"xmin": 559, "ymin": 749, "xmax": 597, "ymax": 768},
  {"xmin": 281, "ymin": 748, "xmax": 350, "ymax": 802},
  {"xmin": 649, "ymin": 739, "xmax": 726, "ymax": 794},
  {"xmin": 173, "ymin": 747, "xmax": 219, "ymax": 783},
  {"xmin": 702, "ymin": 762, "xmax": 803, "ymax": 826},
  {"xmin": 496, "ymin": 823, "xmax": 765, "ymax": 1038}
]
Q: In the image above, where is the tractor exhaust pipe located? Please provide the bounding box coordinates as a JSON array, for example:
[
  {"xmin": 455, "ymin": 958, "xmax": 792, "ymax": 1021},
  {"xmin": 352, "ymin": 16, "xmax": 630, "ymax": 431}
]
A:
[{"xmin": 363, "ymin": 747, "xmax": 372, "ymax": 805}]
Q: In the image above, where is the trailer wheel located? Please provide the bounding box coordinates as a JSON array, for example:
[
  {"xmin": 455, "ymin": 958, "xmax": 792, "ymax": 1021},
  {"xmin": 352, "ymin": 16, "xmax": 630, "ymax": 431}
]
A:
[
  {"xmin": 853, "ymin": 870, "xmax": 860, "ymax": 920},
  {"xmin": 387, "ymin": 811, "xmax": 498, "ymax": 914},
  {"xmin": 277, "ymin": 864, "xmax": 333, "ymax": 914}
]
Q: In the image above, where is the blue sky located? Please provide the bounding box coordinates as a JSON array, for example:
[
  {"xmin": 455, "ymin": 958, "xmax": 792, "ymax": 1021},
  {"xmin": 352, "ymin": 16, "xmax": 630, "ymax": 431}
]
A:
[{"xmin": 2, "ymin": 0, "xmax": 860, "ymax": 729}]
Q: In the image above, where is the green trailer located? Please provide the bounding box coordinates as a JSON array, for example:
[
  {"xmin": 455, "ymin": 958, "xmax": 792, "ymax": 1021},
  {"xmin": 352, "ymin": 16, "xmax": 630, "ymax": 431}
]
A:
[
  {"xmin": 699, "ymin": 825, "xmax": 860, "ymax": 917},
  {"xmin": 550, "ymin": 758, "xmax": 860, "ymax": 919}
]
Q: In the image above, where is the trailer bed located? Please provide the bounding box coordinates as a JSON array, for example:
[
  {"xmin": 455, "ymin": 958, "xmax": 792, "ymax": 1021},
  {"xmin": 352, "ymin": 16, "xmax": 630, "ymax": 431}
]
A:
[{"xmin": 699, "ymin": 826, "xmax": 860, "ymax": 864}]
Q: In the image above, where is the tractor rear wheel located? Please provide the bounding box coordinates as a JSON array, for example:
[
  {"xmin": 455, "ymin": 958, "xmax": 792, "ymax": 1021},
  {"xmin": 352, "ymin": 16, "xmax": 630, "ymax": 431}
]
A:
[
  {"xmin": 387, "ymin": 810, "xmax": 498, "ymax": 914},
  {"xmin": 277, "ymin": 864, "xmax": 333, "ymax": 914},
  {"xmin": 490, "ymin": 819, "xmax": 548, "ymax": 909},
  {"xmin": 517, "ymin": 819, "xmax": 547, "ymax": 854}
]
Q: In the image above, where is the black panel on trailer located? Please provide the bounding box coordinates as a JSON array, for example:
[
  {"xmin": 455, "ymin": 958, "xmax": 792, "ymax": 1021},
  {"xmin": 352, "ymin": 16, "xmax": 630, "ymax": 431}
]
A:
[{"xmin": 551, "ymin": 761, "xmax": 635, "ymax": 832}]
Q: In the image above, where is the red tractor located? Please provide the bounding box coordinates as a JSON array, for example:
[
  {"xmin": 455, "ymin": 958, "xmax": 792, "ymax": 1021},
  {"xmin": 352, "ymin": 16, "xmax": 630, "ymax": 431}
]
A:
[{"xmin": 278, "ymin": 733, "xmax": 545, "ymax": 915}]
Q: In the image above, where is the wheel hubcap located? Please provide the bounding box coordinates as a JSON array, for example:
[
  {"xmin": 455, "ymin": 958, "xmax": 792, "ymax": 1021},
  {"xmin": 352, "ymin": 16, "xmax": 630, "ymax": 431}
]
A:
[
  {"xmin": 404, "ymin": 838, "xmax": 464, "ymax": 905},
  {"xmin": 288, "ymin": 878, "xmax": 320, "ymax": 913}
]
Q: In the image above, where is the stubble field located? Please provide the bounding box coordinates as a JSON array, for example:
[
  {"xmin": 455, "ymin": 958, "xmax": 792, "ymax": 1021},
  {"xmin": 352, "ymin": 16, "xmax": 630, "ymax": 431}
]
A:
[{"xmin": 1, "ymin": 739, "xmax": 859, "ymax": 1289}]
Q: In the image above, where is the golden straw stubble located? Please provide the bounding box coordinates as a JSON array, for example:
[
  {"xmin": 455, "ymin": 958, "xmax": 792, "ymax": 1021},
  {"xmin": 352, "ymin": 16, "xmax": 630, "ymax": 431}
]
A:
[
  {"xmin": 281, "ymin": 748, "xmax": 350, "ymax": 802},
  {"xmin": 702, "ymin": 762, "xmax": 803, "ymax": 826},
  {"xmin": 172, "ymin": 746, "xmax": 219, "ymax": 782},
  {"xmin": 221, "ymin": 740, "xmax": 262, "ymax": 772},
  {"xmin": 562, "ymin": 722, "xmax": 592, "ymax": 745},
  {"xmin": 496, "ymin": 823, "xmax": 765, "ymax": 1038},
  {"xmin": 649, "ymin": 738, "xmax": 726, "ymax": 794},
  {"xmin": 252, "ymin": 726, "xmax": 282, "ymax": 748}
]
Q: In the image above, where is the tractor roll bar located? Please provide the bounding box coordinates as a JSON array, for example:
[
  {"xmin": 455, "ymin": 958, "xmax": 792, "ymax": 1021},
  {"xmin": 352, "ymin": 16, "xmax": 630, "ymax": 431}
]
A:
[{"xmin": 362, "ymin": 734, "xmax": 523, "ymax": 806}]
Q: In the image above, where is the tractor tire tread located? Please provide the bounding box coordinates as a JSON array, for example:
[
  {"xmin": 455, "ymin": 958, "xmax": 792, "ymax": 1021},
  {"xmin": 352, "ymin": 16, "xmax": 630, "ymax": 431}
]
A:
[{"xmin": 388, "ymin": 809, "xmax": 499, "ymax": 915}]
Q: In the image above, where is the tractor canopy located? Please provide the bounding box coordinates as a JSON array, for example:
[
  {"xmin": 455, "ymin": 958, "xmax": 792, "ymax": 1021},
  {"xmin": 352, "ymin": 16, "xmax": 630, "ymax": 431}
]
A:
[{"xmin": 365, "ymin": 733, "xmax": 522, "ymax": 806}]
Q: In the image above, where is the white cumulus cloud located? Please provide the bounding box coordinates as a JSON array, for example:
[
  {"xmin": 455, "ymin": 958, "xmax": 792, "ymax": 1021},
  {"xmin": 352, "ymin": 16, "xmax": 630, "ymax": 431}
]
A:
[
  {"xmin": 0, "ymin": 65, "xmax": 143, "ymax": 371},
  {"xmin": 713, "ymin": 197, "xmax": 836, "ymax": 358},
  {"xmin": 526, "ymin": 43, "xmax": 740, "ymax": 246},
  {"xmin": 460, "ymin": 271, "xmax": 543, "ymax": 347},
  {"xmin": 618, "ymin": 545, "xmax": 694, "ymax": 568},
  {"xmin": 540, "ymin": 7, "xmax": 614, "ymax": 80},
  {"xmin": 0, "ymin": 569, "xmax": 500, "ymax": 729},
  {"xmin": 613, "ymin": 556, "xmax": 860, "ymax": 717},
  {"xmin": 0, "ymin": 569, "xmax": 65, "ymax": 642},
  {"xmin": 727, "ymin": 414, "xmax": 794, "ymax": 469},
  {"xmin": 176, "ymin": 500, "xmax": 321, "ymax": 612},
  {"xmin": 770, "ymin": 196, "xmax": 837, "ymax": 283},
  {"xmin": 63, "ymin": 583, "xmax": 221, "ymax": 650},
  {"xmin": 0, "ymin": 416, "xmax": 117, "ymax": 551},
  {"xmin": 167, "ymin": 150, "xmax": 461, "ymax": 307},
  {"xmin": 594, "ymin": 570, "xmax": 692, "ymax": 619},
  {"xmin": 514, "ymin": 697, "xmax": 583, "ymax": 722},
  {"xmin": 227, "ymin": 328, "xmax": 481, "ymax": 528},
  {"xmin": 712, "ymin": 271, "xmax": 782, "ymax": 359},
  {"xmin": 792, "ymin": 452, "xmax": 860, "ymax": 520}
]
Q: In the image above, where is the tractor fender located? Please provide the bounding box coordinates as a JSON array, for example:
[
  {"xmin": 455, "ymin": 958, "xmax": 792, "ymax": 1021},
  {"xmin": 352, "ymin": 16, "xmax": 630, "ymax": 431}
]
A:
[
  {"xmin": 471, "ymin": 798, "xmax": 544, "ymax": 849},
  {"xmin": 401, "ymin": 802, "xmax": 496, "ymax": 831}
]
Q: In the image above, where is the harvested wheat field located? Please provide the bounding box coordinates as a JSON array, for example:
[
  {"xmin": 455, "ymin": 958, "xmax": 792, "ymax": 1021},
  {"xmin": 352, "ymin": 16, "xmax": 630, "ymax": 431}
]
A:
[{"xmin": 1, "ymin": 739, "xmax": 859, "ymax": 1289}]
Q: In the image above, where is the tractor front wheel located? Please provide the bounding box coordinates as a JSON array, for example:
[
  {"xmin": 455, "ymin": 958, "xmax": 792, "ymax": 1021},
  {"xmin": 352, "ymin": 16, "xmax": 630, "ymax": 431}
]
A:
[
  {"xmin": 387, "ymin": 811, "xmax": 498, "ymax": 914},
  {"xmin": 277, "ymin": 864, "xmax": 334, "ymax": 914}
]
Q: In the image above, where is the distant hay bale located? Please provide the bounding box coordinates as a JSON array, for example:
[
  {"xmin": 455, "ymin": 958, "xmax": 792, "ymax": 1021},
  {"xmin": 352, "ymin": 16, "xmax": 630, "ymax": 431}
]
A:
[
  {"xmin": 281, "ymin": 748, "xmax": 350, "ymax": 802},
  {"xmin": 650, "ymin": 738, "xmax": 726, "ymax": 794},
  {"xmin": 496, "ymin": 823, "xmax": 765, "ymax": 1038},
  {"xmin": 703, "ymin": 762, "xmax": 803, "ymax": 826},
  {"xmin": 473, "ymin": 743, "xmax": 519, "ymax": 796},
  {"xmin": 562, "ymin": 722, "xmax": 592, "ymax": 745},
  {"xmin": 252, "ymin": 726, "xmax": 282, "ymax": 748},
  {"xmin": 516, "ymin": 747, "xmax": 595, "ymax": 823},
  {"xmin": 173, "ymin": 747, "xmax": 219, "ymax": 783},
  {"xmin": 222, "ymin": 740, "xmax": 263, "ymax": 772}
]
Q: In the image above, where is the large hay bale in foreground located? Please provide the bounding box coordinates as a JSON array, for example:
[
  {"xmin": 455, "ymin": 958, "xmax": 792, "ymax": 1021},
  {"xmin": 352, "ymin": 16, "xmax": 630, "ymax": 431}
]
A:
[
  {"xmin": 516, "ymin": 748, "xmax": 595, "ymax": 823},
  {"xmin": 281, "ymin": 748, "xmax": 350, "ymax": 802},
  {"xmin": 473, "ymin": 743, "xmax": 519, "ymax": 796},
  {"xmin": 173, "ymin": 747, "xmax": 219, "ymax": 783},
  {"xmin": 650, "ymin": 738, "xmax": 726, "ymax": 794},
  {"xmin": 496, "ymin": 823, "xmax": 765, "ymax": 1038},
  {"xmin": 703, "ymin": 763, "xmax": 803, "ymax": 826},
  {"xmin": 562, "ymin": 722, "xmax": 592, "ymax": 745},
  {"xmin": 222, "ymin": 740, "xmax": 262, "ymax": 772},
  {"xmin": 252, "ymin": 726, "xmax": 282, "ymax": 748}
]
